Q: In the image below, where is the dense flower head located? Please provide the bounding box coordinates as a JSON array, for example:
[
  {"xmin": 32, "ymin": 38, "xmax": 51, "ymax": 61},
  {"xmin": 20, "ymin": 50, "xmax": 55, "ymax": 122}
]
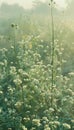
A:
[
  {"xmin": 44, "ymin": 125, "xmax": 51, "ymax": 130},
  {"xmin": 63, "ymin": 123, "xmax": 71, "ymax": 129},
  {"xmin": 10, "ymin": 66, "xmax": 17, "ymax": 75},
  {"xmin": 32, "ymin": 119, "xmax": 41, "ymax": 126},
  {"xmin": 13, "ymin": 78, "xmax": 22, "ymax": 86}
]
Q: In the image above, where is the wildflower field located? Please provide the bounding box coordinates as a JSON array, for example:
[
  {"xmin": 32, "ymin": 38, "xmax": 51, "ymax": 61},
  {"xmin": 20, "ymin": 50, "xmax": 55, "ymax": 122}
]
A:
[{"xmin": 0, "ymin": 0, "xmax": 74, "ymax": 130}]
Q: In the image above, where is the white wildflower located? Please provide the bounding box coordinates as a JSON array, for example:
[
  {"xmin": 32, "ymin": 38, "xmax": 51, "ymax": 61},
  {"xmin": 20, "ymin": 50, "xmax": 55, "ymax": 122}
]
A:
[
  {"xmin": 13, "ymin": 78, "xmax": 22, "ymax": 86},
  {"xmin": 32, "ymin": 119, "xmax": 41, "ymax": 126},
  {"xmin": 63, "ymin": 123, "xmax": 71, "ymax": 129}
]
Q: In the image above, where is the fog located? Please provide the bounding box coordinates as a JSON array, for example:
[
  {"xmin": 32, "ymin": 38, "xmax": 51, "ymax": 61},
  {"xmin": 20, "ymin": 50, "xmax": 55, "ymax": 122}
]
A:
[
  {"xmin": 0, "ymin": 0, "xmax": 74, "ymax": 130},
  {"xmin": 0, "ymin": 0, "xmax": 66, "ymax": 9}
]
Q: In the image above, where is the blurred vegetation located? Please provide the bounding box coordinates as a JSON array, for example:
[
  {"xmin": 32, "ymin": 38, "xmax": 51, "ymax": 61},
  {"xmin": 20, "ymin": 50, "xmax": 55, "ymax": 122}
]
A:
[{"xmin": 0, "ymin": 0, "xmax": 74, "ymax": 130}]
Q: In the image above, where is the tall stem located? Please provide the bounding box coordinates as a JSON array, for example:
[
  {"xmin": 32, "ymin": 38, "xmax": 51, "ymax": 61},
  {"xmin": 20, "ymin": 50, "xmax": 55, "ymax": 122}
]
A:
[
  {"xmin": 51, "ymin": 2, "xmax": 55, "ymax": 87},
  {"xmin": 50, "ymin": 1, "xmax": 55, "ymax": 107}
]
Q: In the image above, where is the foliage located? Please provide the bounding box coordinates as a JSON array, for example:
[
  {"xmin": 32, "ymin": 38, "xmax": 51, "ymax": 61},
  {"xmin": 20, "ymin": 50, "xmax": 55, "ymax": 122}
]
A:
[
  {"xmin": 0, "ymin": 33, "xmax": 74, "ymax": 129},
  {"xmin": 0, "ymin": 1, "xmax": 74, "ymax": 130}
]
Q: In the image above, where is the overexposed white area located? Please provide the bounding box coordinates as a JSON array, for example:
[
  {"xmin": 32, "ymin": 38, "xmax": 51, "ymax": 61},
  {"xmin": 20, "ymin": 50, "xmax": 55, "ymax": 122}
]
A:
[
  {"xmin": 55, "ymin": 0, "xmax": 66, "ymax": 8},
  {"xmin": 0, "ymin": 0, "xmax": 66, "ymax": 9}
]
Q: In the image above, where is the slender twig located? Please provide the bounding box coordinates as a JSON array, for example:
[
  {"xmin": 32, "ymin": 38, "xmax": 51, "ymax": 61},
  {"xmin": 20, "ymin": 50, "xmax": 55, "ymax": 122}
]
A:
[
  {"xmin": 50, "ymin": 1, "xmax": 55, "ymax": 88},
  {"xmin": 49, "ymin": 0, "xmax": 55, "ymax": 107}
]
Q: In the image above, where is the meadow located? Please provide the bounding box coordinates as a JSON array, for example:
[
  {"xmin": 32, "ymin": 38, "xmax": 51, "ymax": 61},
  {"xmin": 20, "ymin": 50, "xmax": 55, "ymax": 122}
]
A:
[{"xmin": 0, "ymin": 1, "xmax": 74, "ymax": 130}]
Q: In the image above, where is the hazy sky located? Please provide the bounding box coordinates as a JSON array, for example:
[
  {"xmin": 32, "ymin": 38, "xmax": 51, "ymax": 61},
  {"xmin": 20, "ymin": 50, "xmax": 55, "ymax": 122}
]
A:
[{"xmin": 0, "ymin": 0, "xmax": 66, "ymax": 9}]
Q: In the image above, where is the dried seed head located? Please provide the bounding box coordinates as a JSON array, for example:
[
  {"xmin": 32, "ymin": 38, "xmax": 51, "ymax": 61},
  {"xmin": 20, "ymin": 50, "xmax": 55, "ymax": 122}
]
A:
[
  {"xmin": 11, "ymin": 23, "xmax": 15, "ymax": 28},
  {"xmin": 54, "ymin": 2, "xmax": 56, "ymax": 4},
  {"xmin": 49, "ymin": 3, "xmax": 50, "ymax": 6}
]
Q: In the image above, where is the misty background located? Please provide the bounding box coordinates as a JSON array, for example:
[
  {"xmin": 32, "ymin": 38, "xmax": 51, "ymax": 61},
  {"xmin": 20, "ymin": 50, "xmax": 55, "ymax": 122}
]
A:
[
  {"xmin": 0, "ymin": 0, "xmax": 73, "ymax": 35},
  {"xmin": 0, "ymin": 1, "xmax": 74, "ymax": 129},
  {"xmin": 0, "ymin": 0, "xmax": 74, "ymax": 74}
]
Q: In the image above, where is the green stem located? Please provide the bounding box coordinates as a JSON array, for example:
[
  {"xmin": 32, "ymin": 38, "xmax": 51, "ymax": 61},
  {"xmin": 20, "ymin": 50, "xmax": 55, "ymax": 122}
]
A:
[
  {"xmin": 50, "ymin": 1, "xmax": 55, "ymax": 107},
  {"xmin": 51, "ymin": 2, "xmax": 55, "ymax": 87}
]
